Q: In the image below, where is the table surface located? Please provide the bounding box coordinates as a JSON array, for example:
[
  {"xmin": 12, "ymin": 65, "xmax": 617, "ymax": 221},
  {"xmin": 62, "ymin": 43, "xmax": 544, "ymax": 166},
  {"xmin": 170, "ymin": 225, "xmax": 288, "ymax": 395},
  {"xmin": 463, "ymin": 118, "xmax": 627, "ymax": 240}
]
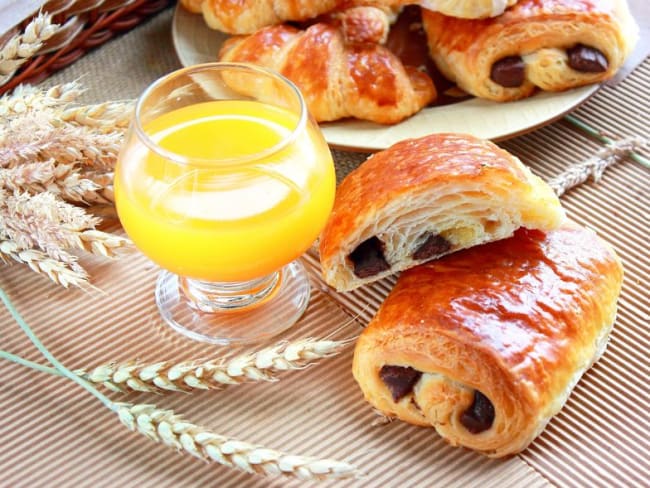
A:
[{"xmin": 1, "ymin": 6, "xmax": 649, "ymax": 488}]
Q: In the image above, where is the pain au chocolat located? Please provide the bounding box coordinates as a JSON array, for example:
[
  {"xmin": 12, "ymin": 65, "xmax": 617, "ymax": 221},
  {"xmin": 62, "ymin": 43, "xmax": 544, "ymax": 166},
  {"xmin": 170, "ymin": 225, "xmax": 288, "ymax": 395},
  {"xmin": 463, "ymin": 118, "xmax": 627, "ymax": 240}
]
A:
[
  {"xmin": 422, "ymin": 0, "xmax": 638, "ymax": 101},
  {"xmin": 318, "ymin": 133, "xmax": 563, "ymax": 292},
  {"xmin": 352, "ymin": 224, "xmax": 623, "ymax": 457}
]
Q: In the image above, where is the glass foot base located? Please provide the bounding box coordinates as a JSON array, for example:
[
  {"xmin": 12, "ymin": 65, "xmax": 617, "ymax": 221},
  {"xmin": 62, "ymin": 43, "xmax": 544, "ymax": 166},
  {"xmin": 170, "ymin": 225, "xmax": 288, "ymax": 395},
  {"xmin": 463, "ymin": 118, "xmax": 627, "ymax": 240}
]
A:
[{"xmin": 155, "ymin": 260, "xmax": 311, "ymax": 346}]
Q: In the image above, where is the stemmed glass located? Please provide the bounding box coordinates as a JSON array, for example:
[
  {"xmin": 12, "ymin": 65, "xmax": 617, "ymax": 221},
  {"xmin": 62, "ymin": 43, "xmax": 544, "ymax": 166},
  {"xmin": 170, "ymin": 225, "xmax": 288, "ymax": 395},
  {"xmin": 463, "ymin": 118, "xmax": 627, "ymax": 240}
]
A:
[{"xmin": 114, "ymin": 63, "xmax": 336, "ymax": 345}]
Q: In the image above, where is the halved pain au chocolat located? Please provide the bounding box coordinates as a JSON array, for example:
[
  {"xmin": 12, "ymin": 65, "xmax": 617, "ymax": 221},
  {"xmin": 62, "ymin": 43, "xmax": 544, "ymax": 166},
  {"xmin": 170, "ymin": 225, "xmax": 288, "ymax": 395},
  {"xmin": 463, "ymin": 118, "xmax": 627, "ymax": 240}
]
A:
[
  {"xmin": 567, "ymin": 44, "xmax": 609, "ymax": 73},
  {"xmin": 412, "ymin": 232, "xmax": 451, "ymax": 260},
  {"xmin": 379, "ymin": 365, "xmax": 422, "ymax": 402},
  {"xmin": 349, "ymin": 236, "xmax": 390, "ymax": 278},
  {"xmin": 460, "ymin": 390, "xmax": 495, "ymax": 434}
]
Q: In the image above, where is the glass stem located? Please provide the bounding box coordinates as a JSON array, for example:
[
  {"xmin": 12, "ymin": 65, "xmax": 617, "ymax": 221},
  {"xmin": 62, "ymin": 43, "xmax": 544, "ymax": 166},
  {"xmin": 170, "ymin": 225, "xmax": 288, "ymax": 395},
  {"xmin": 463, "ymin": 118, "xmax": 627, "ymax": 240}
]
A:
[{"xmin": 180, "ymin": 270, "xmax": 281, "ymax": 312}]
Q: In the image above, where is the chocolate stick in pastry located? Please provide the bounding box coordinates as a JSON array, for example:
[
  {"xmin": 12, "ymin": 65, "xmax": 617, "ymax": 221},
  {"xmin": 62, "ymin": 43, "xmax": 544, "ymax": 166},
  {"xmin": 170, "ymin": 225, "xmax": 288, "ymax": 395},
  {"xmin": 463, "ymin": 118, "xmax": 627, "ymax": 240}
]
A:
[
  {"xmin": 218, "ymin": 11, "xmax": 436, "ymax": 124},
  {"xmin": 352, "ymin": 223, "xmax": 623, "ymax": 457},
  {"xmin": 319, "ymin": 133, "xmax": 564, "ymax": 291},
  {"xmin": 422, "ymin": 0, "xmax": 638, "ymax": 101}
]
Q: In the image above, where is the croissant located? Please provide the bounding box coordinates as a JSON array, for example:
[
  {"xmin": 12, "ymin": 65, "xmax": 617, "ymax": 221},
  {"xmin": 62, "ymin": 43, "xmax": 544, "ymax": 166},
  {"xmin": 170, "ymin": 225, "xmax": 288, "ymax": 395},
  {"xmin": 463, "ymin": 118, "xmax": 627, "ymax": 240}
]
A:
[
  {"xmin": 200, "ymin": 0, "xmax": 520, "ymax": 34},
  {"xmin": 352, "ymin": 224, "xmax": 623, "ymax": 457},
  {"xmin": 380, "ymin": 0, "xmax": 519, "ymax": 19},
  {"xmin": 202, "ymin": 0, "xmax": 346, "ymax": 34},
  {"xmin": 218, "ymin": 20, "xmax": 436, "ymax": 124},
  {"xmin": 318, "ymin": 133, "xmax": 564, "ymax": 291},
  {"xmin": 422, "ymin": 0, "xmax": 638, "ymax": 101}
]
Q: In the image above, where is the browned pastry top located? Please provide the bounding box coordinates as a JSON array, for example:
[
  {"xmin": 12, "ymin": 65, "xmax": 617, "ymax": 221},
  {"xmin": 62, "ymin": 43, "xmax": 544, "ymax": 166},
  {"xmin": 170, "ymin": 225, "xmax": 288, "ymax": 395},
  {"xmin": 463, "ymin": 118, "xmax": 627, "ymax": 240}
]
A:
[
  {"xmin": 320, "ymin": 133, "xmax": 527, "ymax": 262},
  {"xmin": 370, "ymin": 225, "xmax": 623, "ymax": 395},
  {"xmin": 426, "ymin": 0, "xmax": 617, "ymax": 52}
]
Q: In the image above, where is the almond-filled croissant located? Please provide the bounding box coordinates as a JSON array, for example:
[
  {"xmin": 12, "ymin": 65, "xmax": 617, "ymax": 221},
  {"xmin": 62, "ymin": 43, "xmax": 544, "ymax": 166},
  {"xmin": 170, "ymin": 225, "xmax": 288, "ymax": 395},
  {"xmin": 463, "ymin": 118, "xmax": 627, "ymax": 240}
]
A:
[
  {"xmin": 219, "ymin": 20, "xmax": 436, "ymax": 124},
  {"xmin": 353, "ymin": 224, "xmax": 623, "ymax": 457},
  {"xmin": 319, "ymin": 133, "xmax": 563, "ymax": 291},
  {"xmin": 422, "ymin": 0, "xmax": 638, "ymax": 102}
]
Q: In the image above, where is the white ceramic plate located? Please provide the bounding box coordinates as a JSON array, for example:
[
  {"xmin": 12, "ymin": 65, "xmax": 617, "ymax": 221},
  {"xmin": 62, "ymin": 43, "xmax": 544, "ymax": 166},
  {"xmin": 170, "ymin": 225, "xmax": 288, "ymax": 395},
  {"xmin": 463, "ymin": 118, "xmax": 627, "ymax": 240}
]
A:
[{"xmin": 172, "ymin": 5, "xmax": 598, "ymax": 152}]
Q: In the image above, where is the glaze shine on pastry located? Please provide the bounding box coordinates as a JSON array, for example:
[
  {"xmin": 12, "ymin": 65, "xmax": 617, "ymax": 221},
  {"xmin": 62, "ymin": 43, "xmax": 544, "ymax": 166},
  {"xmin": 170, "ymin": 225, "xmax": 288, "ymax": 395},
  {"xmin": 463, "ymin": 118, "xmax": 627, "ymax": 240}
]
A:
[
  {"xmin": 219, "ymin": 18, "xmax": 436, "ymax": 124},
  {"xmin": 352, "ymin": 224, "xmax": 623, "ymax": 457},
  {"xmin": 422, "ymin": 0, "xmax": 638, "ymax": 101},
  {"xmin": 319, "ymin": 133, "xmax": 563, "ymax": 291}
]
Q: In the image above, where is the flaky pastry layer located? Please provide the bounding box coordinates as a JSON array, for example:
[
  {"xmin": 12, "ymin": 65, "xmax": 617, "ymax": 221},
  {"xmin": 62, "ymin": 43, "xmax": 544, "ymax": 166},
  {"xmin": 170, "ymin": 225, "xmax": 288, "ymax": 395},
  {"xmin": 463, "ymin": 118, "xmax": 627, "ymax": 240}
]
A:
[{"xmin": 319, "ymin": 133, "xmax": 564, "ymax": 291}]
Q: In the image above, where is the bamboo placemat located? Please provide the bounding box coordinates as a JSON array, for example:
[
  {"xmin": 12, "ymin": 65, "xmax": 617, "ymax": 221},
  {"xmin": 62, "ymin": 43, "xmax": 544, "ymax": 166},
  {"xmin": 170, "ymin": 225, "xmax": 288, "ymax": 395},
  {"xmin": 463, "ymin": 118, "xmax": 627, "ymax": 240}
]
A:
[{"xmin": 1, "ymin": 7, "xmax": 648, "ymax": 487}]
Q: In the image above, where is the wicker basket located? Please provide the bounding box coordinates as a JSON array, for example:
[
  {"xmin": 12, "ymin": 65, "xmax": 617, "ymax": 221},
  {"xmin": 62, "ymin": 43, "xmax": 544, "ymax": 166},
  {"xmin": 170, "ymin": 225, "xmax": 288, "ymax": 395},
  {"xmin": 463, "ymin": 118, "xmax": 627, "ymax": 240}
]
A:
[{"xmin": 0, "ymin": 0, "xmax": 174, "ymax": 95}]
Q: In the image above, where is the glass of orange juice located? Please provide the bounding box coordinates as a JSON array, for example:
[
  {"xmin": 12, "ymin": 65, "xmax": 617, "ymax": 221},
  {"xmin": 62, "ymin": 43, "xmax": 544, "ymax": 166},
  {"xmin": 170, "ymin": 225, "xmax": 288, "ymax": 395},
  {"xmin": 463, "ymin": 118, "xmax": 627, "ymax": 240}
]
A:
[{"xmin": 114, "ymin": 63, "xmax": 336, "ymax": 345}]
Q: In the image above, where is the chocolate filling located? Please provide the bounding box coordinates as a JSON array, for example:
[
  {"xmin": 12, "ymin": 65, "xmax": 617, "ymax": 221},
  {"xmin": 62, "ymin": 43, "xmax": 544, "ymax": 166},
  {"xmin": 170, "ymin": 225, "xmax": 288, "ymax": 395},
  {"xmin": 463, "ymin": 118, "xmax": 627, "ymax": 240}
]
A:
[
  {"xmin": 490, "ymin": 56, "xmax": 525, "ymax": 88},
  {"xmin": 567, "ymin": 44, "xmax": 608, "ymax": 73},
  {"xmin": 460, "ymin": 390, "xmax": 495, "ymax": 434},
  {"xmin": 412, "ymin": 232, "xmax": 451, "ymax": 260},
  {"xmin": 349, "ymin": 236, "xmax": 390, "ymax": 278},
  {"xmin": 379, "ymin": 365, "xmax": 422, "ymax": 402}
]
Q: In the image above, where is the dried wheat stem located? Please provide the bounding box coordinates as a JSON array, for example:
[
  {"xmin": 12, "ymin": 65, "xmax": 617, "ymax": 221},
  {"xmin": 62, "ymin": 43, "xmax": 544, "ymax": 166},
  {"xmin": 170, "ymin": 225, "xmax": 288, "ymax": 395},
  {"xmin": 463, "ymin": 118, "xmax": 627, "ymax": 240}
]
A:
[
  {"xmin": 1, "ymin": 290, "xmax": 360, "ymax": 481},
  {"xmin": 79, "ymin": 230, "xmax": 133, "ymax": 258},
  {"xmin": 60, "ymin": 101, "xmax": 134, "ymax": 131},
  {"xmin": 549, "ymin": 136, "xmax": 649, "ymax": 197},
  {"xmin": 0, "ymin": 13, "xmax": 60, "ymax": 84},
  {"xmin": 79, "ymin": 338, "xmax": 351, "ymax": 393},
  {"xmin": 0, "ymin": 111, "xmax": 122, "ymax": 169},
  {"xmin": 115, "ymin": 402, "xmax": 359, "ymax": 480},
  {"xmin": 0, "ymin": 82, "xmax": 83, "ymax": 117},
  {"xmin": 0, "ymin": 190, "xmax": 100, "ymax": 258},
  {"xmin": 0, "ymin": 160, "xmax": 113, "ymax": 204},
  {"xmin": 0, "ymin": 239, "xmax": 89, "ymax": 288}
]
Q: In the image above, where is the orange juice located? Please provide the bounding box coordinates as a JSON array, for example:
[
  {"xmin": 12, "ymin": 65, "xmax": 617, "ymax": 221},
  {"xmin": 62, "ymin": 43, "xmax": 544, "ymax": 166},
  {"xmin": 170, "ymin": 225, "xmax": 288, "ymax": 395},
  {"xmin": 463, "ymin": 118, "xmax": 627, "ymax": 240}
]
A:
[{"xmin": 114, "ymin": 100, "xmax": 335, "ymax": 282}]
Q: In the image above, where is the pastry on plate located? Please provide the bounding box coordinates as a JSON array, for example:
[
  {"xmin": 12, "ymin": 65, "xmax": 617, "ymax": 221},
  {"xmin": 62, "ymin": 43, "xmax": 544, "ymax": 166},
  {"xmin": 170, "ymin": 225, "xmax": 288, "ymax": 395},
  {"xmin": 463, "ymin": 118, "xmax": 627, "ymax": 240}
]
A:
[
  {"xmin": 422, "ymin": 0, "xmax": 638, "ymax": 101},
  {"xmin": 352, "ymin": 223, "xmax": 623, "ymax": 457},
  {"xmin": 219, "ymin": 16, "xmax": 436, "ymax": 124},
  {"xmin": 384, "ymin": 0, "xmax": 519, "ymax": 19},
  {"xmin": 319, "ymin": 133, "xmax": 564, "ymax": 291}
]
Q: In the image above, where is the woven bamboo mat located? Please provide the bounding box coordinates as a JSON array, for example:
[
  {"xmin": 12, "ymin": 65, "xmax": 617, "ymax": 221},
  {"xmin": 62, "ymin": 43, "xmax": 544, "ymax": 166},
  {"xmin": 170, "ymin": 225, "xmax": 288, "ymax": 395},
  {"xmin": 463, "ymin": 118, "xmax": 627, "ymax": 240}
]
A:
[{"xmin": 1, "ymin": 7, "xmax": 648, "ymax": 487}]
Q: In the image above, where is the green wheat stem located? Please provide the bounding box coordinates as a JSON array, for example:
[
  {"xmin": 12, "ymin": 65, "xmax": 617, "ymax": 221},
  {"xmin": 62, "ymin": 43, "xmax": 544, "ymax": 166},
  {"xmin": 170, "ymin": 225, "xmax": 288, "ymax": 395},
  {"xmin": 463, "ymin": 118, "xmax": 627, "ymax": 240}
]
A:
[
  {"xmin": 564, "ymin": 114, "xmax": 650, "ymax": 169},
  {"xmin": 0, "ymin": 287, "xmax": 115, "ymax": 410},
  {"xmin": 0, "ymin": 349, "xmax": 60, "ymax": 376}
]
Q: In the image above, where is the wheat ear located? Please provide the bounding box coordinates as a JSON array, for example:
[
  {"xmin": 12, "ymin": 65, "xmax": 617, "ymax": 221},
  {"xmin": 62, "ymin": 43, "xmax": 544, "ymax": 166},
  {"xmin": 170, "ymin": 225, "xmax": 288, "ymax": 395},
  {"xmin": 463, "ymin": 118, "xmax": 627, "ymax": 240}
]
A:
[
  {"xmin": 0, "ymin": 288, "xmax": 360, "ymax": 481},
  {"xmin": 79, "ymin": 338, "xmax": 351, "ymax": 393},
  {"xmin": 549, "ymin": 136, "xmax": 649, "ymax": 196},
  {"xmin": 0, "ymin": 239, "xmax": 89, "ymax": 288},
  {"xmin": 114, "ymin": 402, "xmax": 358, "ymax": 480},
  {"xmin": 0, "ymin": 161, "xmax": 113, "ymax": 204},
  {"xmin": 0, "ymin": 13, "xmax": 60, "ymax": 85},
  {"xmin": 0, "ymin": 82, "xmax": 83, "ymax": 116}
]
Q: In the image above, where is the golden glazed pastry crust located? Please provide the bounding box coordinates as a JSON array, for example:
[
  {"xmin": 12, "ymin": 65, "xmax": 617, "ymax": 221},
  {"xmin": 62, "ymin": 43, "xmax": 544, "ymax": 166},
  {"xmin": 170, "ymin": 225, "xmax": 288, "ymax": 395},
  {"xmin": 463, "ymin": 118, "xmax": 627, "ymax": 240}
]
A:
[
  {"xmin": 219, "ymin": 21, "xmax": 436, "ymax": 124},
  {"xmin": 319, "ymin": 133, "xmax": 563, "ymax": 291},
  {"xmin": 422, "ymin": 0, "xmax": 638, "ymax": 101},
  {"xmin": 352, "ymin": 224, "xmax": 623, "ymax": 457},
  {"xmin": 386, "ymin": 0, "xmax": 519, "ymax": 18}
]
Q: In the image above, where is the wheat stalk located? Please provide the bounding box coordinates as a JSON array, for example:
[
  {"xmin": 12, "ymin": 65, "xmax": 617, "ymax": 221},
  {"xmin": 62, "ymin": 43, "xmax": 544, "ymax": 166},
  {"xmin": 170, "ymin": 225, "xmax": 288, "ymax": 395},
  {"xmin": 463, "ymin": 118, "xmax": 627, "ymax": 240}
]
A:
[
  {"xmin": 0, "ymin": 288, "xmax": 360, "ymax": 481},
  {"xmin": 549, "ymin": 136, "xmax": 649, "ymax": 196},
  {"xmin": 79, "ymin": 338, "xmax": 350, "ymax": 393},
  {"xmin": 59, "ymin": 101, "xmax": 134, "ymax": 131},
  {"xmin": 0, "ymin": 111, "xmax": 122, "ymax": 169},
  {"xmin": 0, "ymin": 82, "xmax": 83, "ymax": 117},
  {"xmin": 114, "ymin": 402, "xmax": 359, "ymax": 480},
  {"xmin": 0, "ymin": 160, "xmax": 113, "ymax": 204},
  {"xmin": 0, "ymin": 239, "xmax": 89, "ymax": 288},
  {"xmin": 0, "ymin": 13, "xmax": 61, "ymax": 85}
]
